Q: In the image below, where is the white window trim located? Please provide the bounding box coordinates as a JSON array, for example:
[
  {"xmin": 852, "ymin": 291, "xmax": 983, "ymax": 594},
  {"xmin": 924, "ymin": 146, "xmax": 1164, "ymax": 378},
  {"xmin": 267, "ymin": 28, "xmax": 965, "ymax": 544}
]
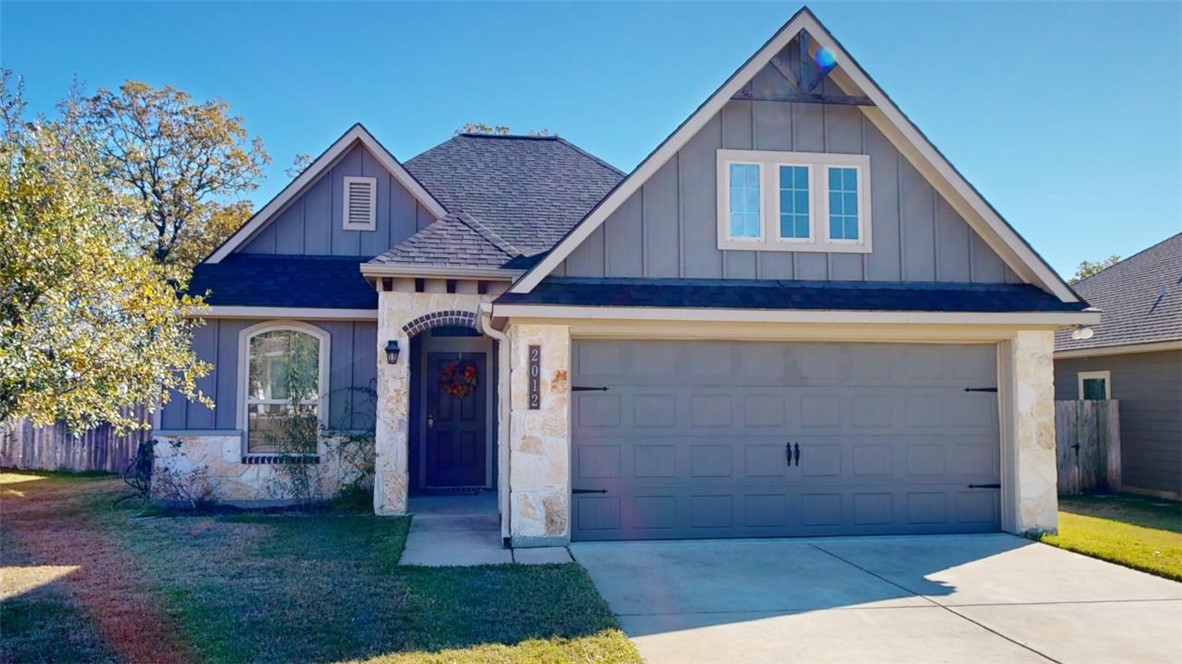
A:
[
  {"xmin": 237, "ymin": 320, "xmax": 331, "ymax": 456},
  {"xmin": 1077, "ymin": 370, "xmax": 1112, "ymax": 400},
  {"xmin": 342, "ymin": 176, "xmax": 377, "ymax": 231},
  {"xmin": 716, "ymin": 149, "xmax": 872, "ymax": 253}
]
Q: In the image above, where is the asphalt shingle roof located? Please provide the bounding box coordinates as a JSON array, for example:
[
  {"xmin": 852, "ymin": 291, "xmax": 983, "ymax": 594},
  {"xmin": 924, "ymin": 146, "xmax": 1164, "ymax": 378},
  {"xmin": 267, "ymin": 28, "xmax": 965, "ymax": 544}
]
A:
[
  {"xmin": 1055, "ymin": 232, "xmax": 1182, "ymax": 352},
  {"xmin": 190, "ymin": 255, "xmax": 376, "ymax": 309},
  {"xmin": 495, "ymin": 278, "xmax": 1091, "ymax": 313},
  {"xmin": 403, "ymin": 134, "xmax": 624, "ymax": 257},
  {"xmin": 369, "ymin": 212, "xmax": 517, "ymax": 269}
]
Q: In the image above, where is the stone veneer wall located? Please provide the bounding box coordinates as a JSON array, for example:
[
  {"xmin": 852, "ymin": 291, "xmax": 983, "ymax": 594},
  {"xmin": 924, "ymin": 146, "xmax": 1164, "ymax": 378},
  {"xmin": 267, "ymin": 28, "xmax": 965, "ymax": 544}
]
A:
[
  {"xmin": 507, "ymin": 323, "xmax": 571, "ymax": 546},
  {"xmin": 373, "ymin": 290, "xmax": 494, "ymax": 515},
  {"xmin": 153, "ymin": 434, "xmax": 353, "ymax": 503},
  {"xmin": 1010, "ymin": 329, "xmax": 1059, "ymax": 534}
]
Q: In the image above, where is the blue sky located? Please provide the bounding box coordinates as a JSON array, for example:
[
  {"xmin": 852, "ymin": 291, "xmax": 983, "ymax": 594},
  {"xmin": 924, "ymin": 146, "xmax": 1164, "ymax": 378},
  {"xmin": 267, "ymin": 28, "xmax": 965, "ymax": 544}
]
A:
[{"xmin": 3, "ymin": 2, "xmax": 1179, "ymax": 277}]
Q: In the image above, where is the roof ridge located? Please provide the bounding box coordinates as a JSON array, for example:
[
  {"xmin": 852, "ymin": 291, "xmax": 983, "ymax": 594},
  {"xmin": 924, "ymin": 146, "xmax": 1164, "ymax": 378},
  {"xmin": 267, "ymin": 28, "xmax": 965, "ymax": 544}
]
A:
[
  {"xmin": 452, "ymin": 211, "xmax": 520, "ymax": 257},
  {"xmin": 555, "ymin": 137, "xmax": 626, "ymax": 177},
  {"xmin": 1074, "ymin": 231, "xmax": 1182, "ymax": 286},
  {"xmin": 458, "ymin": 133, "xmax": 560, "ymax": 141}
]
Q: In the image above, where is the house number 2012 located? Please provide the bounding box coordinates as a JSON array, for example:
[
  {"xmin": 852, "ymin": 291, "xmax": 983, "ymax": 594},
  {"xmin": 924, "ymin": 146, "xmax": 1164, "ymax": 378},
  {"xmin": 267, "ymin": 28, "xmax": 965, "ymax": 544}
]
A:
[{"xmin": 528, "ymin": 345, "xmax": 541, "ymax": 410}]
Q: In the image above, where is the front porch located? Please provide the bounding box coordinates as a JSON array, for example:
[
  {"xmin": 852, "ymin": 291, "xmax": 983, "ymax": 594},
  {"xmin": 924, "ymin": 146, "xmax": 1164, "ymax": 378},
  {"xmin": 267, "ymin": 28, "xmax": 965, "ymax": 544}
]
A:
[{"xmin": 400, "ymin": 493, "xmax": 575, "ymax": 566}]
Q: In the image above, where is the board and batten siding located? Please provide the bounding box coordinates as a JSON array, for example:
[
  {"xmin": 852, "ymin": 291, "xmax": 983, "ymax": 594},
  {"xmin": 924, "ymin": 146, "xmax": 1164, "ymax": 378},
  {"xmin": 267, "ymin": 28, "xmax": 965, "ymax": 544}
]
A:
[
  {"xmin": 559, "ymin": 41, "xmax": 1020, "ymax": 284},
  {"xmin": 1054, "ymin": 350, "xmax": 1182, "ymax": 496},
  {"xmin": 159, "ymin": 319, "xmax": 378, "ymax": 432},
  {"xmin": 239, "ymin": 143, "xmax": 436, "ymax": 258}
]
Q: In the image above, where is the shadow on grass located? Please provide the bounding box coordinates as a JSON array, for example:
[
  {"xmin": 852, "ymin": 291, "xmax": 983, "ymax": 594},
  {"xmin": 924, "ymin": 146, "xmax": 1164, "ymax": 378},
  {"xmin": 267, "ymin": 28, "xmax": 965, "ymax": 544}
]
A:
[{"xmin": 1, "ymin": 472, "xmax": 638, "ymax": 663}]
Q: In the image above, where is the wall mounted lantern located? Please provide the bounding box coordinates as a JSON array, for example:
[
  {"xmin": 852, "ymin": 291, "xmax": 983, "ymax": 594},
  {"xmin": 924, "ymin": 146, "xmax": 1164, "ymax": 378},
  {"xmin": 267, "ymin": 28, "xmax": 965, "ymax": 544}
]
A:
[{"xmin": 385, "ymin": 340, "xmax": 401, "ymax": 365}]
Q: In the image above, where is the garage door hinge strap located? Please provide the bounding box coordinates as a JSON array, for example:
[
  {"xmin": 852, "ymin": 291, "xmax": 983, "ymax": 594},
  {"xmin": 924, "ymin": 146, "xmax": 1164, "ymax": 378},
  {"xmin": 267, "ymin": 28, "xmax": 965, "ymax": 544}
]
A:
[
  {"xmin": 572, "ymin": 386, "xmax": 609, "ymax": 392},
  {"xmin": 967, "ymin": 483, "xmax": 1001, "ymax": 489},
  {"xmin": 964, "ymin": 387, "xmax": 998, "ymax": 393},
  {"xmin": 572, "ymin": 488, "xmax": 608, "ymax": 494}
]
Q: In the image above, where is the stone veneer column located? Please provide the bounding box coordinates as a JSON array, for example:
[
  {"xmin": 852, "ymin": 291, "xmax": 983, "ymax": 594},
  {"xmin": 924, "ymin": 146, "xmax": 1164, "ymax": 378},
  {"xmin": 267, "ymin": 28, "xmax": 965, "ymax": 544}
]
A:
[
  {"xmin": 374, "ymin": 290, "xmax": 413, "ymax": 515},
  {"xmin": 1010, "ymin": 330, "xmax": 1058, "ymax": 534},
  {"xmin": 373, "ymin": 290, "xmax": 493, "ymax": 516},
  {"xmin": 508, "ymin": 323, "xmax": 571, "ymax": 546}
]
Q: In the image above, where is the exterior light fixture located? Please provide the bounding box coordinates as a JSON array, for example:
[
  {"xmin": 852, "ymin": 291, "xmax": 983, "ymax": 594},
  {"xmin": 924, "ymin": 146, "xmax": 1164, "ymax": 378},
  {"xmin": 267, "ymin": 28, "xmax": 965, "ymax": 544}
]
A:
[
  {"xmin": 1070, "ymin": 326, "xmax": 1095, "ymax": 341},
  {"xmin": 385, "ymin": 340, "xmax": 401, "ymax": 364}
]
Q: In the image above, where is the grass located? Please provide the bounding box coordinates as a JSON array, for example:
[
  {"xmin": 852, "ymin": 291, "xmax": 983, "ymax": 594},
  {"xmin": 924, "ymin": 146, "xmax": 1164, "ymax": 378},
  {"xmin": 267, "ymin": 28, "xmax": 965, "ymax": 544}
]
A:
[
  {"xmin": 0, "ymin": 472, "xmax": 640, "ymax": 663},
  {"xmin": 1038, "ymin": 493, "xmax": 1182, "ymax": 581}
]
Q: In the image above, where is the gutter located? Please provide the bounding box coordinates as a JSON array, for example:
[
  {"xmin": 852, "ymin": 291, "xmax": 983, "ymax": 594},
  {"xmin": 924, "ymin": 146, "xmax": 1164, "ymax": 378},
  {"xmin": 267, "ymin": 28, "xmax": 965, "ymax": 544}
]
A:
[{"xmin": 477, "ymin": 302, "xmax": 512, "ymax": 544}]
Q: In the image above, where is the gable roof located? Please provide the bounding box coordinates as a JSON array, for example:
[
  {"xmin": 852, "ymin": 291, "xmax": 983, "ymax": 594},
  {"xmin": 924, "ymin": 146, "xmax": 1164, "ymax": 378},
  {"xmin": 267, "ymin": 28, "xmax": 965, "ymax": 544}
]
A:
[
  {"xmin": 205, "ymin": 124, "xmax": 448, "ymax": 264},
  {"xmin": 1055, "ymin": 233, "xmax": 1182, "ymax": 353},
  {"xmin": 508, "ymin": 7, "xmax": 1080, "ymax": 304},
  {"xmin": 403, "ymin": 134, "xmax": 623, "ymax": 257}
]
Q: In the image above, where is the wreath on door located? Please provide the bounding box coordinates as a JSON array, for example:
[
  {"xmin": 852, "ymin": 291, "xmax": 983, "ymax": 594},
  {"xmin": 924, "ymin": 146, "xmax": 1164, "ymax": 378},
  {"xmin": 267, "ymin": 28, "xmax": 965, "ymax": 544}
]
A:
[{"xmin": 440, "ymin": 360, "xmax": 478, "ymax": 398}]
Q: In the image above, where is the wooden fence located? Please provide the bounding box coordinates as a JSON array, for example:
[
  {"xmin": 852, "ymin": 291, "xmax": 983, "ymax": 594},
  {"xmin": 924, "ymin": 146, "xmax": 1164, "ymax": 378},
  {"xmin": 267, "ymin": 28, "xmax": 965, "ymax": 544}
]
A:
[
  {"xmin": 0, "ymin": 406, "xmax": 151, "ymax": 474},
  {"xmin": 1055, "ymin": 400, "xmax": 1121, "ymax": 495}
]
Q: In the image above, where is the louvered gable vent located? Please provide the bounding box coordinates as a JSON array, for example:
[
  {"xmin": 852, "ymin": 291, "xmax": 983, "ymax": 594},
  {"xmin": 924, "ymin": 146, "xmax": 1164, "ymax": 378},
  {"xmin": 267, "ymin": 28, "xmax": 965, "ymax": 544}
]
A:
[{"xmin": 342, "ymin": 176, "xmax": 377, "ymax": 230}]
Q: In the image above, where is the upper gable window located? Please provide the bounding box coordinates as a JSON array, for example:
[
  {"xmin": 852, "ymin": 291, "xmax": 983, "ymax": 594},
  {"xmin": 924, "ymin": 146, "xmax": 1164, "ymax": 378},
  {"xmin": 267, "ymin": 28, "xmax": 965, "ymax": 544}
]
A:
[
  {"xmin": 343, "ymin": 176, "xmax": 377, "ymax": 231},
  {"xmin": 717, "ymin": 150, "xmax": 871, "ymax": 253}
]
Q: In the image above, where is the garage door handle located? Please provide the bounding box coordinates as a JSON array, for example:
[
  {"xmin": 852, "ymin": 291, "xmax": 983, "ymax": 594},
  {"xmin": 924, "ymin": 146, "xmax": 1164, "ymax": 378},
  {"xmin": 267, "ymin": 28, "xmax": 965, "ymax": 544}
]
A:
[
  {"xmin": 794, "ymin": 443, "xmax": 800, "ymax": 467},
  {"xmin": 785, "ymin": 442, "xmax": 792, "ymax": 467}
]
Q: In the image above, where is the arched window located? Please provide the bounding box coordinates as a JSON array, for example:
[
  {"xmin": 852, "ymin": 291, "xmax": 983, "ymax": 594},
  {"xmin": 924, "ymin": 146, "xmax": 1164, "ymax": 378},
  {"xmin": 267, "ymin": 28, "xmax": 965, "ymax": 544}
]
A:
[{"xmin": 239, "ymin": 322, "xmax": 329, "ymax": 455}]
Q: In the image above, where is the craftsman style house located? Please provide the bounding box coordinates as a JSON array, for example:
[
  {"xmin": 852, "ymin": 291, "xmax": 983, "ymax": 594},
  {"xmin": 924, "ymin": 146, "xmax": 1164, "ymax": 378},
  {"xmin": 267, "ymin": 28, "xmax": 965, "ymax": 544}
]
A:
[{"xmin": 155, "ymin": 8, "xmax": 1097, "ymax": 546}]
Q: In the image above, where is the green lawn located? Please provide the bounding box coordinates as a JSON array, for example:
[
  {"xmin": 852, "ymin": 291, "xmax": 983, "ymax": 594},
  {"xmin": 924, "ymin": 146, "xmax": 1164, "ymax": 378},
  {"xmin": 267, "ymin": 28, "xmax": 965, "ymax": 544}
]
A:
[
  {"xmin": 0, "ymin": 472, "xmax": 640, "ymax": 663},
  {"xmin": 1039, "ymin": 493, "xmax": 1182, "ymax": 581}
]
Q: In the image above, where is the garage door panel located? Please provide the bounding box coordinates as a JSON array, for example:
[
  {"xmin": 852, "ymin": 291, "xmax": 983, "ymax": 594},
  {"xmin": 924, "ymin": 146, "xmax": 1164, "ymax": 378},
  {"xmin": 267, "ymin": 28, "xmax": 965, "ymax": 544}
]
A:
[{"xmin": 572, "ymin": 340, "xmax": 1001, "ymax": 541}]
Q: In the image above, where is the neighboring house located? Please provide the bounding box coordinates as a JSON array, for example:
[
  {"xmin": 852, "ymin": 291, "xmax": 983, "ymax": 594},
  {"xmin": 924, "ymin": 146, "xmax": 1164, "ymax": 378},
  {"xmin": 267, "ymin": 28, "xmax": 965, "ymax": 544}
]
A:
[
  {"xmin": 155, "ymin": 8, "xmax": 1098, "ymax": 546},
  {"xmin": 1054, "ymin": 233, "xmax": 1182, "ymax": 499}
]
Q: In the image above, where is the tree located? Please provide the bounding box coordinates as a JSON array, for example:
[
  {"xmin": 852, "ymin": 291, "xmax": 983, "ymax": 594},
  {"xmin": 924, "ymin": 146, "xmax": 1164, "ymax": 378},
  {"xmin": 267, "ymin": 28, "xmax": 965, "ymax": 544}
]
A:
[
  {"xmin": 78, "ymin": 81, "xmax": 268, "ymax": 269},
  {"xmin": 455, "ymin": 122, "xmax": 510, "ymax": 136},
  {"xmin": 286, "ymin": 152, "xmax": 313, "ymax": 179},
  {"xmin": 1070, "ymin": 255, "xmax": 1121, "ymax": 284},
  {"xmin": 0, "ymin": 73, "xmax": 209, "ymax": 431}
]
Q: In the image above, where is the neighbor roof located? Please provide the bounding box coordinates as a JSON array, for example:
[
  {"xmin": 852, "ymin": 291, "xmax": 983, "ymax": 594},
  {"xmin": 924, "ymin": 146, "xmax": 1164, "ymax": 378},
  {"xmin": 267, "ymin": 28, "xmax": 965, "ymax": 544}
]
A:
[
  {"xmin": 1055, "ymin": 233, "xmax": 1182, "ymax": 352},
  {"xmin": 190, "ymin": 254, "xmax": 377, "ymax": 309},
  {"xmin": 403, "ymin": 134, "xmax": 623, "ymax": 257},
  {"xmin": 495, "ymin": 278, "xmax": 1090, "ymax": 314}
]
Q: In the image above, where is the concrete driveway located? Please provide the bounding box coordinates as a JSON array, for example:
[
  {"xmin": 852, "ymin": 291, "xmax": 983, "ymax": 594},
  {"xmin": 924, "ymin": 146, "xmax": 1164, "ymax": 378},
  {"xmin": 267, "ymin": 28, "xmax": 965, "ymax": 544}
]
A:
[{"xmin": 572, "ymin": 534, "xmax": 1182, "ymax": 663}]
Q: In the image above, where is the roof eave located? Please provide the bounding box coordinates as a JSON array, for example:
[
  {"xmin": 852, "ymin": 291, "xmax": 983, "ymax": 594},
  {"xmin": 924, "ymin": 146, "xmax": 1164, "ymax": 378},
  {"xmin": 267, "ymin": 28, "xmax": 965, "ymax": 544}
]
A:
[{"xmin": 360, "ymin": 264, "xmax": 523, "ymax": 280}]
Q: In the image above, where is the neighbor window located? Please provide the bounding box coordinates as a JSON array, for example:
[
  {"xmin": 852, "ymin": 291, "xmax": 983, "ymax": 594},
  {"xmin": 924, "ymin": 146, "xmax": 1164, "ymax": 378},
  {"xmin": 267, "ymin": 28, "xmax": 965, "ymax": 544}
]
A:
[
  {"xmin": 241, "ymin": 324, "xmax": 328, "ymax": 454},
  {"xmin": 1077, "ymin": 371, "xmax": 1111, "ymax": 401},
  {"xmin": 718, "ymin": 149, "xmax": 871, "ymax": 253}
]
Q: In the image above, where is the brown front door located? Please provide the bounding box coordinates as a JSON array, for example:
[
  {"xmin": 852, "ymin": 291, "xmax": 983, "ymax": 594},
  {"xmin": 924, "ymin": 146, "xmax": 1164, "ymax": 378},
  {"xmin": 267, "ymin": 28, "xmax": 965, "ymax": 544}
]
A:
[{"xmin": 425, "ymin": 353, "xmax": 487, "ymax": 487}]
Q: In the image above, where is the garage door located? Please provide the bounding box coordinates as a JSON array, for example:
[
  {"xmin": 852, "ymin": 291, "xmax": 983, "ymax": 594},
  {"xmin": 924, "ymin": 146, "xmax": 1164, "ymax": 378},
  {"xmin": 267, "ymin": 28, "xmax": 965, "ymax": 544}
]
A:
[{"xmin": 571, "ymin": 340, "xmax": 1001, "ymax": 541}]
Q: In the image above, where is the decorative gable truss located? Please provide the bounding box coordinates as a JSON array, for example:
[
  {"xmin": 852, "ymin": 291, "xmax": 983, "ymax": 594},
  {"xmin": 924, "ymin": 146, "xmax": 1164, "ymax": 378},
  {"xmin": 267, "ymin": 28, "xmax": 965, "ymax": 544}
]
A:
[
  {"xmin": 512, "ymin": 8, "xmax": 1080, "ymax": 304},
  {"xmin": 206, "ymin": 124, "xmax": 447, "ymax": 264}
]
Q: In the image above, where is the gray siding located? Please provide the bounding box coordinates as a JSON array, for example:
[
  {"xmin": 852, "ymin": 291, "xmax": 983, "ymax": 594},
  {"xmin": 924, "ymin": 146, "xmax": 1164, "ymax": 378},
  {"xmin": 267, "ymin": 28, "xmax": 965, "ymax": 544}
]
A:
[
  {"xmin": 160, "ymin": 319, "xmax": 378, "ymax": 432},
  {"xmin": 239, "ymin": 143, "xmax": 436, "ymax": 258},
  {"xmin": 1054, "ymin": 350, "xmax": 1182, "ymax": 495},
  {"xmin": 560, "ymin": 40, "xmax": 1020, "ymax": 284}
]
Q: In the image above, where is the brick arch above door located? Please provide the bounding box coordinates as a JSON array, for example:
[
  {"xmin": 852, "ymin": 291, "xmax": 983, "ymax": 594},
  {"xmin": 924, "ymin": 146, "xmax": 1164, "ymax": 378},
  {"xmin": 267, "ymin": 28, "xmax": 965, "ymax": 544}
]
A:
[{"xmin": 401, "ymin": 309, "xmax": 479, "ymax": 337}]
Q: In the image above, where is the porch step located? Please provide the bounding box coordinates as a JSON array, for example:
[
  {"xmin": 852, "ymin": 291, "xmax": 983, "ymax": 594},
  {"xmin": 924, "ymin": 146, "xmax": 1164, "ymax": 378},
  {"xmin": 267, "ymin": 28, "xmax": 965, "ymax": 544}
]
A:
[{"xmin": 409, "ymin": 513, "xmax": 500, "ymax": 533}]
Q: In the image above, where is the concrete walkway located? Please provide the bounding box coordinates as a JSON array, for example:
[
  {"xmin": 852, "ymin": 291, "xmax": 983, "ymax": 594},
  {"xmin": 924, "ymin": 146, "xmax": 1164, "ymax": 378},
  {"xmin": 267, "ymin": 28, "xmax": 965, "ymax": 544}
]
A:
[
  {"xmin": 573, "ymin": 534, "xmax": 1182, "ymax": 663},
  {"xmin": 398, "ymin": 495, "xmax": 572, "ymax": 566}
]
